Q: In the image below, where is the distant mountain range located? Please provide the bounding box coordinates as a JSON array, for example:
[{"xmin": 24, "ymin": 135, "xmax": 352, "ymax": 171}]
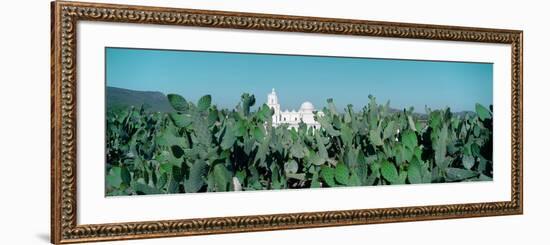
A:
[
  {"xmin": 107, "ymin": 86, "xmax": 173, "ymax": 112},
  {"xmin": 107, "ymin": 86, "xmax": 476, "ymax": 117},
  {"xmin": 387, "ymin": 107, "xmax": 475, "ymax": 120}
]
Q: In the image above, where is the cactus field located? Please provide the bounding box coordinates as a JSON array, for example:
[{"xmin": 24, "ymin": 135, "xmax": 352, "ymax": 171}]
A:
[{"xmin": 105, "ymin": 93, "xmax": 493, "ymax": 196}]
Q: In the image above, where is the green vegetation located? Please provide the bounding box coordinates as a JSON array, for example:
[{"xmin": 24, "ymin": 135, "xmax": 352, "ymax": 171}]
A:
[{"xmin": 105, "ymin": 93, "xmax": 492, "ymax": 196}]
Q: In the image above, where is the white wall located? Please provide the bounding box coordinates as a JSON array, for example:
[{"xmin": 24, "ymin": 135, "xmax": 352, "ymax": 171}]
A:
[{"xmin": 0, "ymin": 0, "xmax": 547, "ymax": 244}]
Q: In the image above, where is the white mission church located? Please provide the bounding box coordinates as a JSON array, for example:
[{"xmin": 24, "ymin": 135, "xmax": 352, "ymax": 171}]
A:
[{"xmin": 266, "ymin": 88, "xmax": 323, "ymax": 129}]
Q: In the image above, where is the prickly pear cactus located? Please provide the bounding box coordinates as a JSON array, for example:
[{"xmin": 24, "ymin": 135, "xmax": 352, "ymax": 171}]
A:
[{"xmin": 105, "ymin": 94, "xmax": 493, "ymax": 195}]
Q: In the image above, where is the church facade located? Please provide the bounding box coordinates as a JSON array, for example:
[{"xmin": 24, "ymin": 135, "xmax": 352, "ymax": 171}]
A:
[{"xmin": 266, "ymin": 88, "xmax": 323, "ymax": 129}]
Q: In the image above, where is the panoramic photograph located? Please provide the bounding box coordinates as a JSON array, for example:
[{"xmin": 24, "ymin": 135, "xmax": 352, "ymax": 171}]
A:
[{"xmin": 105, "ymin": 47, "xmax": 493, "ymax": 196}]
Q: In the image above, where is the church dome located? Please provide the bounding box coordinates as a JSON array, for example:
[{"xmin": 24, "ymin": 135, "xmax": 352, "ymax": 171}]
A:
[{"xmin": 300, "ymin": 101, "xmax": 315, "ymax": 112}]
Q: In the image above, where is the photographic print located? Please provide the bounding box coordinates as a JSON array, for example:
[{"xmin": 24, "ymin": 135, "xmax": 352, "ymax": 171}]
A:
[
  {"xmin": 105, "ymin": 47, "xmax": 494, "ymax": 196},
  {"xmin": 51, "ymin": 2, "xmax": 523, "ymax": 243},
  {"xmin": 50, "ymin": 1, "xmax": 524, "ymax": 244}
]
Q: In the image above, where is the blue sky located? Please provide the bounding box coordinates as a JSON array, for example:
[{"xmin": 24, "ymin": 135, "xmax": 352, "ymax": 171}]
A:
[{"xmin": 106, "ymin": 47, "xmax": 492, "ymax": 112}]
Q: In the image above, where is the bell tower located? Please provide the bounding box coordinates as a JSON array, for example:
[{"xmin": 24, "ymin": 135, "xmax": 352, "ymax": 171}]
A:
[{"xmin": 267, "ymin": 88, "xmax": 280, "ymax": 123}]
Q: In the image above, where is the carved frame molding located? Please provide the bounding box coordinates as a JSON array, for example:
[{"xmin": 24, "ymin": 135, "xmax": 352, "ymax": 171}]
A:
[{"xmin": 51, "ymin": 1, "xmax": 523, "ymax": 243}]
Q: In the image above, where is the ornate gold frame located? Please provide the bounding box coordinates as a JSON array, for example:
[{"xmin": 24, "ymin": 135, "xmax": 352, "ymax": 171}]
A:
[{"xmin": 51, "ymin": 1, "xmax": 523, "ymax": 243}]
